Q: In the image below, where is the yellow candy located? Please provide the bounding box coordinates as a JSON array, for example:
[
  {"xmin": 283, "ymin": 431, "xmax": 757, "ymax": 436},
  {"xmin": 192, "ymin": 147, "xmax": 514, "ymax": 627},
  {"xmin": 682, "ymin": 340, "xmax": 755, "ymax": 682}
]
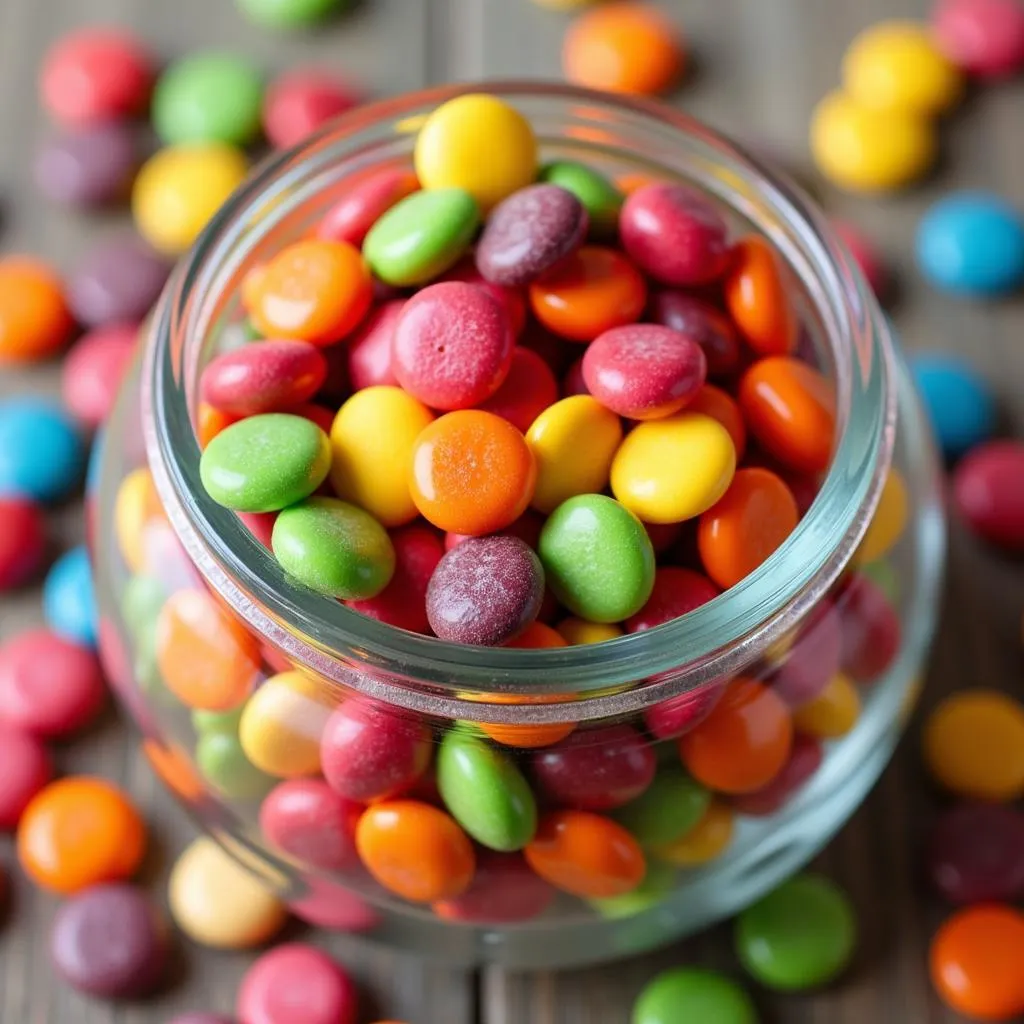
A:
[
  {"xmin": 923, "ymin": 690, "xmax": 1024, "ymax": 802},
  {"xmin": 132, "ymin": 143, "xmax": 249, "ymax": 255},
  {"xmin": 556, "ymin": 617, "xmax": 623, "ymax": 645},
  {"xmin": 114, "ymin": 468, "xmax": 162, "ymax": 573},
  {"xmin": 329, "ymin": 386, "xmax": 434, "ymax": 527},
  {"xmin": 526, "ymin": 395, "xmax": 623, "ymax": 514},
  {"xmin": 653, "ymin": 799, "xmax": 734, "ymax": 866},
  {"xmin": 239, "ymin": 670, "xmax": 330, "ymax": 779},
  {"xmin": 810, "ymin": 91, "xmax": 937, "ymax": 193},
  {"xmin": 793, "ymin": 673, "xmax": 861, "ymax": 739},
  {"xmin": 169, "ymin": 837, "xmax": 287, "ymax": 949},
  {"xmin": 415, "ymin": 94, "xmax": 537, "ymax": 211},
  {"xmin": 842, "ymin": 20, "xmax": 962, "ymax": 116},
  {"xmin": 853, "ymin": 467, "xmax": 908, "ymax": 566},
  {"xmin": 610, "ymin": 412, "xmax": 735, "ymax": 525}
]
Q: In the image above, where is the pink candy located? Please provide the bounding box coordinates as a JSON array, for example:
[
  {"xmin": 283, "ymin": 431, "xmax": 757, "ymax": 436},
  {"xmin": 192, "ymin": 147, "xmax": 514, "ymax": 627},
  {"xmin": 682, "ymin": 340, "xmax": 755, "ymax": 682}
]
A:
[
  {"xmin": 259, "ymin": 779, "xmax": 361, "ymax": 871},
  {"xmin": 0, "ymin": 724, "xmax": 53, "ymax": 830},
  {"xmin": 434, "ymin": 851, "xmax": 555, "ymax": 923},
  {"xmin": 952, "ymin": 440, "xmax": 1024, "ymax": 552},
  {"xmin": 345, "ymin": 300, "xmax": 403, "ymax": 391},
  {"xmin": 263, "ymin": 70, "xmax": 361, "ymax": 150},
  {"xmin": 0, "ymin": 497, "xmax": 46, "ymax": 591},
  {"xmin": 932, "ymin": 0, "xmax": 1024, "ymax": 78},
  {"xmin": 318, "ymin": 166, "xmax": 419, "ymax": 248},
  {"xmin": 61, "ymin": 322, "xmax": 137, "ymax": 428}
]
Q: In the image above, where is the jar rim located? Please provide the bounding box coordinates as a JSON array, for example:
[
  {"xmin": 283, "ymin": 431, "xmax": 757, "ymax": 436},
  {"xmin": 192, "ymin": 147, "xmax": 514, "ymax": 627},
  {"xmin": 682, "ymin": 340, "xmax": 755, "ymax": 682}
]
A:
[{"xmin": 144, "ymin": 81, "xmax": 896, "ymax": 717}]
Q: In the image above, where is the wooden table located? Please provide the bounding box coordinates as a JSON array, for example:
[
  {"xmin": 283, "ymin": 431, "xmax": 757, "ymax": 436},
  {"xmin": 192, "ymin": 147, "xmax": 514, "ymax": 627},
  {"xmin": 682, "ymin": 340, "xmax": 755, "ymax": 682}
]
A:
[{"xmin": 1, "ymin": 0, "xmax": 1022, "ymax": 1020}]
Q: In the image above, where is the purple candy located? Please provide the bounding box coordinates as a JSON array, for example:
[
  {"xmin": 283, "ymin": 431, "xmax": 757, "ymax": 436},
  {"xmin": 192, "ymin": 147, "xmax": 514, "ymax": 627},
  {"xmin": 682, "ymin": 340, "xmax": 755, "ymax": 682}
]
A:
[
  {"xmin": 426, "ymin": 536, "xmax": 545, "ymax": 646},
  {"xmin": 650, "ymin": 291, "xmax": 742, "ymax": 378},
  {"xmin": 476, "ymin": 184, "xmax": 588, "ymax": 286},
  {"xmin": 67, "ymin": 234, "xmax": 171, "ymax": 327},
  {"xmin": 34, "ymin": 122, "xmax": 140, "ymax": 208}
]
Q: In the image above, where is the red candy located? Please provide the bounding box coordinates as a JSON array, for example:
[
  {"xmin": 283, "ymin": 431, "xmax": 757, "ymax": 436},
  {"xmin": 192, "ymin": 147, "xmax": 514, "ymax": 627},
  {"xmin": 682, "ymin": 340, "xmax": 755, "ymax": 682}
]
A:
[
  {"xmin": 932, "ymin": 0, "xmax": 1024, "ymax": 78},
  {"xmin": 477, "ymin": 346, "xmax": 559, "ymax": 432},
  {"xmin": 0, "ymin": 629, "xmax": 106, "ymax": 738},
  {"xmin": 952, "ymin": 440, "xmax": 1024, "ymax": 552},
  {"xmin": 318, "ymin": 167, "xmax": 420, "ymax": 248},
  {"xmin": 561, "ymin": 357, "xmax": 589, "ymax": 397},
  {"xmin": 0, "ymin": 725, "xmax": 53, "ymax": 830},
  {"xmin": 263, "ymin": 70, "xmax": 361, "ymax": 151},
  {"xmin": 239, "ymin": 511, "xmax": 278, "ymax": 549},
  {"xmin": 61, "ymin": 322, "xmax": 137, "ymax": 428},
  {"xmin": 837, "ymin": 573, "xmax": 901, "ymax": 684},
  {"xmin": 440, "ymin": 258, "xmax": 527, "ymax": 339},
  {"xmin": 259, "ymin": 779, "xmax": 361, "ymax": 871},
  {"xmin": 650, "ymin": 291, "xmax": 742, "ymax": 377},
  {"xmin": 626, "ymin": 567, "xmax": 719, "ymax": 633},
  {"xmin": 768, "ymin": 600, "xmax": 843, "ymax": 708},
  {"xmin": 200, "ymin": 339, "xmax": 328, "ymax": 416},
  {"xmin": 391, "ymin": 281, "xmax": 514, "ymax": 410},
  {"xmin": 643, "ymin": 686, "xmax": 722, "ymax": 740},
  {"xmin": 433, "ymin": 851, "xmax": 555, "ymax": 923},
  {"xmin": 346, "ymin": 300, "xmax": 403, "ymax": 391},
  {"xmin": 0, "ymin": 497, "xmax": 46, "ymax": 591},
  {"xmin": 731, "ymin": 733, "xmax": 822, "ymax": 816},
  {"xmin": 619, "ymin": 183, "xmax": 730, "ymax": 287}
]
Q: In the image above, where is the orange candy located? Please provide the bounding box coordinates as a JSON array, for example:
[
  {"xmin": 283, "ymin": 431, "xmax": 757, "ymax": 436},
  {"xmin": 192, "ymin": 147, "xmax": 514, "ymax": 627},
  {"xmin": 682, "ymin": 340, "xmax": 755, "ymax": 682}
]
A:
[
  {"xmin": 562, "ymin": 3, "xmax": 686, "ymax": 96},
  {"xmin": 17, "ymin": 777, "xmax": 146, "ymax": 894},
  {"xmin": 504, "ymin": 621, "xmax": 567, "ymax": 650},
  {"xmin": 724, "ymin": 236, "xmax": 797, "ymax": 357},
  {"xmin": 410, "ymin": 410, "xmax": 536, "ymax": 535},
  {"xmin": 679, "ymin": 678, "xmax": 793, "ymax": 794},
  {"xmin": 197, "ymin": 401, "xmax": 239, "ymax": 449},
  {"xmin": 156, "ymin": 589, "xmax": 261, "ymax": 710},
  {"xmin": 245, "ymin": 238, "xmax": 373, "ymax": 346},
  {"xmin": 0, "ymin": 257, "xmax": 74, "ymax": 362},
  {"xmin": 930, "ymin": 905, "xmax": 1024, "ymax": 1021},
  {"xmin": 529, "ymin": 246, "xmax": 646, "ymax": 343},
  {"xmin": 739, "ymin": 356, "xmax": 837, "ymax": 474},
  {"xmin": 616, "ymin": 172, "xmax": 663, "ymax": 196},
  {"xmin": 687, "ymin": 384, "xmax": 748, "ymax": 461},
  {"xmin": 355, "ymin": 800, "xmax": 475, "ymax": 903},
  {"xmin": 698, "ymin": 468, "xmax": 800, "ymax": 589},
  {"xmin": 524, "ymin": 810, "xmax": 646, "ymax": 899},
  {"xmin": 142, "ymin": 738, "xmax": 207, "ymax": 802}
]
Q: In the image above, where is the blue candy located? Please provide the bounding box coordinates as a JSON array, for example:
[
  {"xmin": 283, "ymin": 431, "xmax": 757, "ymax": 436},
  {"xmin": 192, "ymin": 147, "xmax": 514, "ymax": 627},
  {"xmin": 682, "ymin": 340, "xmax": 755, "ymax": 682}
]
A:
[
  {"xmin": 916, "ymin": 192, "xmax": 1024, "ymax": 296},
  {"xmin": 911, "ymin": 353, "xmax": 996, "ymax": 460},
  {"xmin": 0, "ymin": 399, "xmax": 85, "ymax": 502},
  {"xmin": 43, "ymin": 545, "xmax": 98, "ymax": 648}
]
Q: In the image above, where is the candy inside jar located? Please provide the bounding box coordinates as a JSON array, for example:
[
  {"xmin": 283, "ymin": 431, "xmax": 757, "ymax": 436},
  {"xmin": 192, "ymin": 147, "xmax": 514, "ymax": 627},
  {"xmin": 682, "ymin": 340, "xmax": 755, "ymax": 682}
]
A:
[{"xmin": 93, "ymin": 84, "xmax": 943, "ymax": 968}]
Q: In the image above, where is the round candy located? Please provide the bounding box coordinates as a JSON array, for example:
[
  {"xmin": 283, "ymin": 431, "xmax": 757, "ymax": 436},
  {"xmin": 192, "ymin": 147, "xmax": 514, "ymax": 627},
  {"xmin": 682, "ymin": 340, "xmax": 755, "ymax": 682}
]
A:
[
  {"xmin": 169, "ymin": 836, "xmax": 287, "ymax": 949},
  {"xmin": 263, "ymin": 70, "xmax": 359, "ymax": 149},
  {"xmin": 433, "ymin": 850, "xmax": 554, "ymax": 924},
  {"xmin": 613, "ymin": 765, "xmax": 710, "ymax": 848},
  {"xmin": 842, "ymin": 20, "xmax": 963, "ymax": 115},
  {"xmin": 320, "ymin": 699, "xmax": 432, "ymax": 802},
  {"xmin": 610, "ymin": 412, "xmax": 736, "ymax": 524},
  {"xmin": 40, "ymin": 29, "xmax": 153, "ymax": 126},
  {"xmin": 17, "ymin": 777, "xmax": 145, "ymax": 894},
  {"xmin": 927, "ymin": 803, "xmax": 1024, "ymax": 904},
  {"xmin": 923, "ymin": 689, "xmax": 1024, "ymax": 801},
  {"xmin": 932, "ymin": 0, "xmax": 1024, "ymax": 78},
  {"xmin": 837, "ymin": 573, "xmax": 901, "ymax": 683},
  {"xmin": 410, "ymin": 410, "xmax": 536, "ymax": 535},
  {"xmin": 0, "ymin": 497, "xmax": 45, "ymax": 590},
  {"xmin": 915, "ymin": 191, "xmax": 1024, "ymax": 296},
  {"xmin": 0, "ymin": 725, "xmax": 52, "ymax": 830},
  {"xmin": 735, "ymin": 874, "xmax": 856, "ymax": 990},
  {"xmin": 61, "ymin": 323, "xmax": 137, "ymax": 428},
  {"xmin": 810, "ymin": 91, "xmax": 937, "ymax": 192},
  {"xmin": 529, "ymin": 246, "xmax": 647, "ymax": 342},
  {"xmin": 132, "ymin": 143, "xmax": 249, "ymax": 255},
  {"xmin": 724, "ymin": 236, "xmax": 798, "ymax": 357},
  {"xmin": 260, "ymin": 779, "xmax": 360, "ymax": 870},
  {"xmin": 355, "ymin": 800, "xmax": 476, "ymax": 903},
  {"xmin": 632, "ymin": 968, "xmax": 758, "ymax": 1024},
  {"xmin": 414, "ymin": 94, "xmax": 536, "ymax": 211},
  {"xmin": 792, "ymin": 673, "xmax": 860, "ymax": 738},
  {"xmin": 0, "ymin": 257, "xmax": 74, "ymax": 363},
  {"xmin": 539, "ymin": 160, "xmax": 623, "ymax": 239},
  {"xmin": 67, "ymin": 234, "xmax": 170, "ymax": 328},
  {"xmin": 197, "ymin": 730, "xmax": 273, "ymax": 800},
  {"xmin": 620, "ymin": 184, "xmax": 729, "ymax": 287},
  {"xmin": 768, "ymin": 600, "xmax": 843, "ymax": 708},
  {"xmin": 562, "ymin": 3, "xmax": 686, "ymax": 96},
  {"xmin": 539, "ymin": 494, "xmax": 655, "ymax": 623},
  {"xmin": 201, "ymin": 414, "xmax": 332, "ymax": 512},
  {"xmin": 319, "ymin": 168, "xmax": 420, "ymax": 248},
  {"xmin": 237, "ymin": 943, "xmax": 358, "ymax": 1024},
  {"xmin": 50, "ymin": 884, "xmax": 167, "ymax": 998},
  {"xmin": 910, "ymin": 352, "xmax": 996, "ymax": 460},
  {"xmin": 588, "ymin": 859, "xmax": 675, "ymax": 920},
  {"xmin": 43, "ymin": 546, "xmax": 97, "ymax": 648},
  {"xmin": 391, "ymin": 281, "xmax": 514, "ymax": 409},
  {"xmin": 346, "ymin": 300, "xmax": 403, "ymax": 389},
  {"xmin": 732, "ymin": 733, "xmax": 823, "ymax": 817},
  {"xmin": 626, "ymin": 567, "xmax": 719, "ymax": 633},
  {"xmin": 686, "ymin": 385, "xmax": 747, "ymax": 460},
  {"xmin": 643, "ymin": 687, "xmax": 721, "ymax": 741},
  {"xmin": 930, "ymin": 905, "xmax": 1024, "ymax": 1021},
  {"xmin": 652, "ymin": 798, "xmax": 734, "ymax": 865},
  {"xmin": 477, "ymin": 346, "xmax": 559, "ymax": 434},
  {"xmin": 953, "ymin": 440, "xmax": 1024, "ymax": 551},
  {"xmin": 650, "ymin": 292, "xmax": 742, "ymax": 378},
  {"xmin": 34, "ymin": 121, "xmax": 140, "ymax": 207}
]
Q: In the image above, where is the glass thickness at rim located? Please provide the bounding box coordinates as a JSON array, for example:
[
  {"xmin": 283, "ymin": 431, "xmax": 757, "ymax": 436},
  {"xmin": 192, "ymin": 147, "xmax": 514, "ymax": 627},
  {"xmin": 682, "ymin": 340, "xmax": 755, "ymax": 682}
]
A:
[{"xmin": 146, "ymin": 81, "xmax": 896, "ymax": 703}]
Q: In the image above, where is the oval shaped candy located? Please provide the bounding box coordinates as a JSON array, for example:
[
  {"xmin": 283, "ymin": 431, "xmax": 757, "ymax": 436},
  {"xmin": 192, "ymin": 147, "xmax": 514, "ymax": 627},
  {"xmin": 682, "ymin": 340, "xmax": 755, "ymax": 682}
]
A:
[
  {"xmin": 201, "ymin": 340, "xmax": 328, "ymax": 416},
  {"xmin": 952, "ymin": 440, "xmax": 1024, "ymax": 551}
]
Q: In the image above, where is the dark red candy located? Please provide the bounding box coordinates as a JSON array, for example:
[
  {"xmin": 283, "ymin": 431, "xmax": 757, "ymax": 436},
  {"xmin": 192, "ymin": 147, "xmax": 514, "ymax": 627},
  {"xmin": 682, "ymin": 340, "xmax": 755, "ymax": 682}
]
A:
[
  {"xmin": 477, "ymin": 346, "xmax": 559, "ymax": 432},
  {"xmin": 61, "ymin": 322, "xmax": 137, "ymax": 428},
  {"xmin": 476, "ymin": 184, "xmax": 588, "ymax": 286},
  {"xmin": 200, "ymin": 339, "xmax": 328, "ymax": 416},
  {"xmin": 626, "ymin": 567, "xmax": 720, "ymax": 633},
  {"xmin": 259, "ymin": 779, "xmax": 361, "ymax": 871},
  {"xmin": 346, "ymin": 524, "xmax": 444, "ymax": 634},
  {"xmin": 620, "ymin": 183, "xmax": 730, "ymax": 287},
  {"xmin": 926, "ymin": 803, "xmax": 1024, "ymax": 905},
  {"xmin": 643, "ymin": 683, "xmax": 722, "ymax": 740},
  {"xmin": 952, "ymin": 440, "xmax": 1024, "ymax": 551},
  {"xmin": 238, "ymin": 511, "xmax": 277, "ymax": 549},
  {"xmin": 426, "ymin": 536, "xmax": 545, "ymax": 646},
  {"xmin": 769, "ymin": 600, "xmax": 843, "ymax": 708},
  {"xmin": 262, "ymin": 70, "xmax": 361, "ymax": 150},
  {"xmin": 532, "ymin": 724, "xmax": 656, "ymax": 810},
  {"xmin": 320, "ymin": 699, "xmax": 432, "ymax": 802},
  {"xmin": 643, "ymin": 521, "xmax": 685, "ymax": 554},
  {"xmin": 318, "ymin": 166, "xmax": 420, "ymax": 248},
  {"xmin": 433, "ymin": 851, "xmax": 555, "ymax": 923},
  {"xmin": 731, "ymin": 733, "xmax": 823, "ymax": 816},
  {"xmin": 562, "ymin": 357, "xmax": 589, "ymax": 397},
  {"xmin": 346, "ymin": 300, "xmax": 403, "ymax": 391},
  {"xmin": 650, "ymin": 291, "xmax": 742, "ymax": 377},
  {"xmin": 520, "ymin": 322, "xmax": 574, "ymax": 374},
  {"xmin": 440, "ymin": 257, "xmax": 527, "ymax": 338},
  {"xmin": 582, "ymin": 324, "xmax": 706, "ymax": 420},
  {"xmin": 34, "ymin": 121, "xmax": 139, "ymax": 208},
  {"xmin": 0, "ymin": 497, "xmax": 46, "ymax": 591},
  {"xmin": 837, "ymin": 573, "xmax": 901, "ymax": 684},
  {"xmin": 290, "ymin": 402, "xmax": 337, "ymax": 434}
]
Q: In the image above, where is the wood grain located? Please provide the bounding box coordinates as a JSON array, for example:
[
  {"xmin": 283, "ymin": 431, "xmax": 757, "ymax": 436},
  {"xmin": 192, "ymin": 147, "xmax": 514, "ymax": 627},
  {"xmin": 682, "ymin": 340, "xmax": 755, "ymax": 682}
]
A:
[{"xmin": 1, "ymin": 0, "xmax": 1023, "ymax": 1021}]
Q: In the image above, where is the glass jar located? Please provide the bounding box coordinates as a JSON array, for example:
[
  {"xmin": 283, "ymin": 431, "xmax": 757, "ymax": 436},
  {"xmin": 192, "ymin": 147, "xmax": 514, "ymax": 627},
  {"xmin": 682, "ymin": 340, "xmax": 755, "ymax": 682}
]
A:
[{"xmin": 91, "ymin": 83, "xmax": 945, "ymax": 969}]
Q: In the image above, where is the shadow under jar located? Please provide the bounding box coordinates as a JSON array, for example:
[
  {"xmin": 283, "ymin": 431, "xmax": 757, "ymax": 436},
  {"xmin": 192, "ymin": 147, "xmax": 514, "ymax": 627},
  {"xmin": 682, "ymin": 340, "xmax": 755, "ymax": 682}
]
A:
[{"xmin": 90, "ymin": 83, "xmax": 945, "ymax": 969}]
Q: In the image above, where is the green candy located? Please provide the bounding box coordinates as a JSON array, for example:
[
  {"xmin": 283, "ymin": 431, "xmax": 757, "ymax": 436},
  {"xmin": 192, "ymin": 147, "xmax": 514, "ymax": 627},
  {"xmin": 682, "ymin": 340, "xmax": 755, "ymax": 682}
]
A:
[
  {"xmin": 197, "ymin": 730, "xmax": 274, "ymax": 800},
  {"xmin": 121, "ymin": 574, "xmax": 166, "ymax": 640},
  {"xmin": 539, "ymin": 161, "xmax": 624, "ymax": 238},
  {"xmin": 272, "ymin": 497, "xmax": 395, "ymax": 598},
  {"xmin": 539, "ymin": 494, "xmax": 656, "ymax": 623},
  {"xmin": 363, "ymin": 188, "xmax": 480, "ymax": 286},
  {"xmin": 192, "ymin": 705, "xmax": 245, "ymax": 735},
  {"xmin": 235, "ymin": 0, "xmax": 346, "ymax": 28},
  {"xmin": 200, "ymin": 414, "xmax": 331, "ymax": 512},
  {"xmin": 437, "ymin": 729, "xmax": 536, "ymax": 852},
  {"xmin": 613, "ymin": 767, "xmax": 710, "ymax": 848},
  {"xmin": 152, "ymin": 53, "xmax": 264, "ymax": 146},
  {"xmin": 632, "ymin": 968, "xmax": 758, "ymax": 1024},
  {"xmin": 588, "ymin": 861, "xmax": 675, "ymax": 920},
  {"xmin": 734, "ymin": 874, "xmax": 857, "ymax": 991}
]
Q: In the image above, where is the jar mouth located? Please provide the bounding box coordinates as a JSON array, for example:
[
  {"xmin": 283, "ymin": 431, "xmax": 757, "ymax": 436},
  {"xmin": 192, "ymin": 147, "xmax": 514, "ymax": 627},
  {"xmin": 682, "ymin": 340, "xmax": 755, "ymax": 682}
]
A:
[{"xmin": 145, "ymin": 81, "xmax": 896, "ymax": 710}]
